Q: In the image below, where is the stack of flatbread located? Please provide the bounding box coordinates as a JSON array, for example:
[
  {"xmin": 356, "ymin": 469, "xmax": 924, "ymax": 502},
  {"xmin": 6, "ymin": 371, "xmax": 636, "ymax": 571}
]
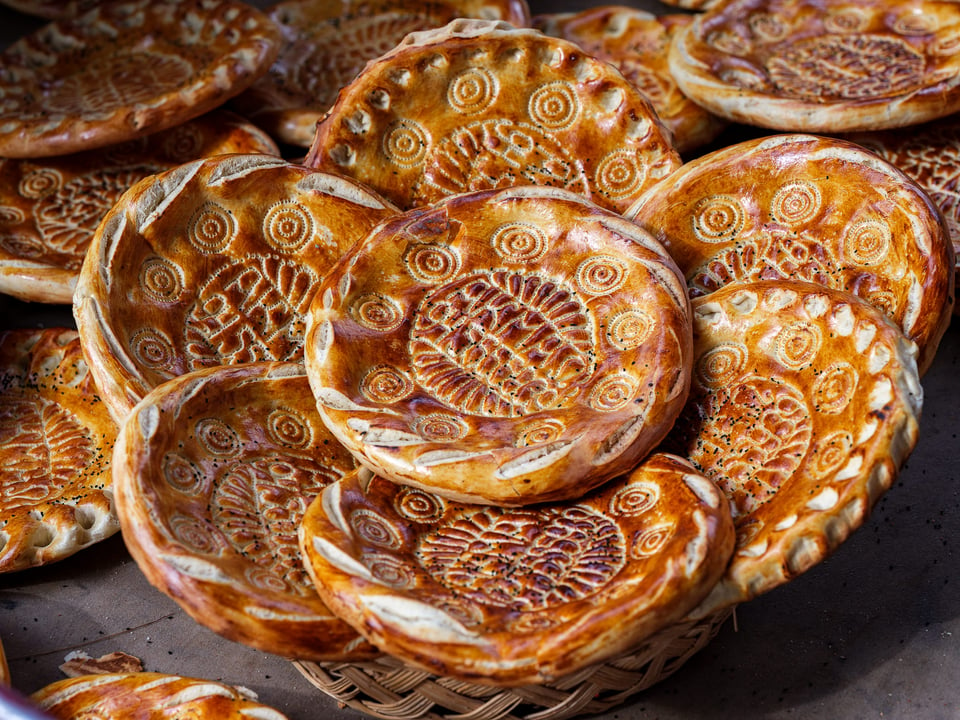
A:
[{"xmin": 1, "ymin": 0, "xmax": 957, "ymax": 716}]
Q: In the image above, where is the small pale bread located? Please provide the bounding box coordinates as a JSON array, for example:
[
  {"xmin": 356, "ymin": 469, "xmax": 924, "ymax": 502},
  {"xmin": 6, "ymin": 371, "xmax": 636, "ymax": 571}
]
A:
[
  {"xmin": 0, "ymin": 110, "xmax": 280, "ymax": 305},
  {"xmin": 0, "ymin": 0, "xmax": 280, "ymax": 157},
  {"xmin": 113, "ymin": 361, "xmax": 375, "ymax": 661},
  {"xmin": 299, "ymin": 453, "xmax": 734, "ymax": 686},
  {"xmin": 303, "ymin": 186, "xmax": 692, "ymax": 505},
  {"xmin": 846, "ymin": 118, "xmax": 960, "ymax": 315},
  {"xmin": 627, "ymin": 133, "xmax": 954, "ymax": 376},
  {"xmin": 0, "ymin": 328, "xmax": 119, "ymax": 573},
  {"xmin": 534, "ymin": 8, "xmax": 726, "ymax": 154},
  {"xmin": 232, "ymin": 0, "xmax": 532, "ymax": 147},
  {"xmin": 661, "ymin": 280, "xmax": 922, "ymax": 618},
  {"xmin": 32, "ymin": 672, "xmax": 290, "ymax": 719},
  {"xmin": 305, "ymin": 18, "xmax": 680, "ymax": 213},
  {"xmin": 669, "ymin": 0, "xmax": 960, "ymax": 132},
  {"xmin": 73, "ymin": 153, "xmax": 397, "ymax": 424}
]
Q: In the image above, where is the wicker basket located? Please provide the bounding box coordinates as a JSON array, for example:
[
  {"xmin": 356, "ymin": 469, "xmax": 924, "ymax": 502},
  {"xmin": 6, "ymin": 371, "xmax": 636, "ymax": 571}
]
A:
[{"xmin": 293, "ymin": 607, "xmax": 734, "ymax": 720}]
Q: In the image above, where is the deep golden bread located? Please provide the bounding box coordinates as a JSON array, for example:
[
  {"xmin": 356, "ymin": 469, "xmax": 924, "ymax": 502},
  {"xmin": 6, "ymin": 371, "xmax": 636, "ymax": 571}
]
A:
[
  {"xmin": 534, "ymin": 8, "xmax": 726, "ymax": 154},
  {"xmin": 669, "ymin": 0, "xmax": 960, "ymax": 132},
  {"xmin": 303, "ymin": 186, "xmax": 692, "ymax": 505},
  {"xmin": 232, "ymin": 0, "xmax": 532, "ymax": 147},
  {"xmin": 305, "ymin": 18, "xmax": 680, "ymax": 213},
  {"xmin": 0, "ymin": 328, "xmax": 119, "ymax": 573},
  {"xmin": 0, "ymin": 110, "xmax": 279, "ymax": 305},
  {"xmin": 628, "ymin": 133, "xmax": 954, "ymax": 375},
  {"xmin": 32, "ymin": 672, "xmax": 290, "ymax": 719},
  {"xmin": 113, "ymin": 361, "xmax": 376, "ymax": 661},
  {"xmin": 846, "ymin": 117, "xmax": 960, "ymax": 315},
  {"xmin": 0, "ymin": 0, "xmax": 280, "ymax": 157},
  {"xmin": 660, "ymin": 280, "xmax": 922, "ymax": 617},
  {"xmin": 73, "ymin": 153, "xmax": 398, "ymax": 423},
  {"xmin": 299, "ymin": 453, "xmax": 735, "ymax": 686}
]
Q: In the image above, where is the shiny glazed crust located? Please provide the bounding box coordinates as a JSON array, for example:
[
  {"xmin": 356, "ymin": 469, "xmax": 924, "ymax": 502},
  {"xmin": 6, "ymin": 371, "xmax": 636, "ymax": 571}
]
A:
[
  {"xmin": 846, "ymin": 118, "xmax": 960, "ymax": 314},
  {"xmin": 305, "ymin": 18, "xmax": 680, "ymax": 213},
  {"xmin": 669, "ymin": 0, "xmax": 960, "ymax": 132},
  {"xmin": 72, "ymin": 153, "xmax": 397, "ymax": 424},
  {"xmin": 533, "ymin": 8, "xmax": 726, "ymax": 154},
  {"xmin": 299, "ymin": 453, "xmax": 735, "ymax": 686},
  {"xmin": 232, "ymin": 0, "xmax": 532, "ymax": 147},
  {"xmin": 0, "ymin": 0, "xmax": 280, "ymax": 157},
  {"xmin": 0, "ymin": 328, "xmax": 119, "ymax": 573},
  {"xmin": 0, "ymin": 110, "xmax": 280, "ymax": 305},
  {"xmin": 627, "ymin": 133, "xmax": 954, "ymax": 376},
  {"xmin": 112, "ymin": 361, "xmax": 376, "ymax": 661},
  {"xmin": 32, "ymin": 672, "xmax": 290, "ymax": 719},
  {"xmin": 303, "ymin": 187, "xmax": 692, "ymax": 506},
  {"xmin": 660, "ymin": 281, "xmax": 922, "ymax": 617}
]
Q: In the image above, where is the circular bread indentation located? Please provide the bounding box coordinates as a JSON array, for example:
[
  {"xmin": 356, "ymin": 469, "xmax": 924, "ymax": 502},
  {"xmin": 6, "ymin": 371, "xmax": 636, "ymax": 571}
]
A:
[
  {"xmin": 490, "ymin": 223, "xmax": 548, "ymax": 263},
  {"xmin": 382, "ymin": 120, "xmax": 430, "ymax": 167},
  {"xmin": 140, "ymin": 257, "xmax": 185, "ymax": 303},
  {"xmin": 594, "ymin": 149, "xmax": 646, "ymax": 200},
  {"xmin": 576, "ymin": 255, "xmax": 628, "ymax": 296},
  {"xmin": 188, "ymin": 202, "xmax": 236, "ymax": 254},
  {"xmin": 262, "ymin": 201, "xmax": 314, "ymax": 252},
  {"xmin": 609, "ymin": 480, "xmax": 660, "ymax": 517},
  {"xmin": 692, "ymin": 195, "xmax": 745, "ymax": 243},
  {"xmin": 770, "ymin": 180, "xmax": 821, "ymax": 227},
  {"xmin": 266, "ymin": 408, "xmax": 313, "ymax": 449},
  {"xmin": 361, "ymin": 365, "xmax": 415, "ymax": 404},
  {"xmin": 403, "ymin": 243, "xmax": 461, "ymax": 284},
  {"xmin": 843, "ymin": 219, "xmax": 892, "ymax": 265},
  {"xmin": 528, "ymin": 81, "xmax": 581, "ymax": 130},
  {"xmin": 351, "ymin": 293, "xmax": 405, "ymax": 332},
  {"xmin": 606, "ymin": 309, "xmax": 653, "ymax": 351},
  {"xmin": 395, "ymin": 486, "xmax": 446, "ymax": 523},
  {"xmin": 447, "ymin": 67, "xmax": 499, "ymax": 114}
]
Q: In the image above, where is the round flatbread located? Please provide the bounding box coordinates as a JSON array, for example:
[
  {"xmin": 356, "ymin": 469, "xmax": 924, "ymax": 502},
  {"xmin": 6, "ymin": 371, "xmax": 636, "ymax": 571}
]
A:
[
  {"xmin": 113, "ymin": 361, "xmax": 374, "ymax": 660},
  {"xmin": 661, "ymin": 280, "xmax": 922, "ymax": 617},
  {"xmin": 303, "ymin": 186, "xmax": 692, "ymax": 506},
  {"xmin": 232, "ymin": 0, "xmax": 532, "ymax": 148},
  {"xmin": 627, "ymin": 133, "xmax": 954, "ymax": 376},
  {"xmin": 0, "ymin": 0, "xmax": 280, "ymax": 158},
  {"xmin": 73, "ymin": 153, "xmax": 398, "ymax": 424},
  {"xmin": 668, "ymin": 0, "xmax": 960, "ymax": 132},
  {"xmin": 299, "ymin": 453, "xmax": 735, "ymax": 686},
  {"xmin": 0, "ymin": 328, "xmax": 119, "ymax": 574},
  {"xmin": 32, "ymin": 672, "xmax": 290, "ymax": 719},
  {"xmin": 846, "ymin": 117, "xmax": 960, "ymax": 315},
  {"xmin": 305, "ymin": 18, "xmax": 680, "ymax": 213},
  {"xmin": 0, "ymin": 110, "xmax": 280, "ymax": 305},
  {"xmin": 533, "ymin": 8, "xmax": 726, "ymax": 154}
]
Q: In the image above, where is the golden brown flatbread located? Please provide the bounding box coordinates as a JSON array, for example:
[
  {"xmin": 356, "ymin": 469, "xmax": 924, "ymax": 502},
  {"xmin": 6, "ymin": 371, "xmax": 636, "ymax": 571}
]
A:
[
  {"xmin": 299, "ymin": 453, "xmax": 735, "ymax": 685},
  {"xmin": 534, "ymin": 8, "xmax": 726, "ymax": 154},
  {"xmin": 0, "ymin": 110, "xmax": 280, "ymax": 305},
  {"xmin": 32, "ymin": 672, "xmax": 290, "ymax": 719},
  {"xmin": 669, "ymin": 0, "xmax": 960, "ymax": 132},
  {"xmin": 303, "ymin": 186, "xmax": 692, "ymax": 505},
  {"xmin": 113, "ymin": 361, "xmax": 375, "ymax": 661},
  {"xmin": 628, "ymin": 133, "xmax": 954, "ymax": 375},
  {"xmin": 232, "ymin": 0, "xmax": 532, "ymax": 147},
  {"xmin": 0, "ymin": 328, "xmax": 119, "ymax": 573},
  {"xmin": 305, "ymin": 18, "xmax": 680, "ymax": 213},
  {"xmin": 846, "ymin": 117, "xmax": 960, "ymax": 315},
  {"xmin": 73, "ymin": 153, "xmax": 398, "ymax": 423},
  {"xmin": 661, "ymin": 280, "xmax": 922, "ymax": 617},
  {"xmin": 0, "ymin": 0, "xmax": 280, "ymax": 157}
]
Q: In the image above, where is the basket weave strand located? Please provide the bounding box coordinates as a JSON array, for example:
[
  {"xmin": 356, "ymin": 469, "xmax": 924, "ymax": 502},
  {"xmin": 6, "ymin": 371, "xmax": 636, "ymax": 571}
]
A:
[{"xmin": 293, "ymin": 608, "xmax": 733, "ymax": 720}]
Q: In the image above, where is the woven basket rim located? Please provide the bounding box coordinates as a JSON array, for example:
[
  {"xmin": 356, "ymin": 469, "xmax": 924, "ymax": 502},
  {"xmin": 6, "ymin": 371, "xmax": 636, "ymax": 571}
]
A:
[{"xmin": 293, "ymin": 607, "xmax": 734, "ymax": 720}]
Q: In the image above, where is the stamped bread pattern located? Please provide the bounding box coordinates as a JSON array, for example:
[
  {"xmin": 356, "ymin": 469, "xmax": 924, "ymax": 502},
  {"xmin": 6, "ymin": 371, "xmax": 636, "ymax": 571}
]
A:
[
  {"xmin": 112, "ymin": 362, "xmax": 376, "ymax": 661},
  {"xmin": 306, "ymin": 19, "xmax": 680, "ymax": 213},
  {"xmin": 303, "ymin": 186, "xmax": 692, "ymax": 506},
  {"xmin": 299, "ymin": 453, "xmax": 735, "ymax": 685},
  {"xmin": 662, "ymin": 281, "xmax": 922, "ymax": 616},
  {"xmin": 0, "ymin": 329, "xmax": 119, "ymax": 573},
  {"xmin": 73, "ymin": 154, "xmax": 397, "ymax": 423}
]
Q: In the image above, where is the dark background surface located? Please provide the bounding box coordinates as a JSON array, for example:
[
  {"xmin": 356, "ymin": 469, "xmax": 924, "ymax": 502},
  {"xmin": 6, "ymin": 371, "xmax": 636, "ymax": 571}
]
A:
[{"xmin": 2, "ymin": 1, "xmax": 959, "ymax": 718}]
